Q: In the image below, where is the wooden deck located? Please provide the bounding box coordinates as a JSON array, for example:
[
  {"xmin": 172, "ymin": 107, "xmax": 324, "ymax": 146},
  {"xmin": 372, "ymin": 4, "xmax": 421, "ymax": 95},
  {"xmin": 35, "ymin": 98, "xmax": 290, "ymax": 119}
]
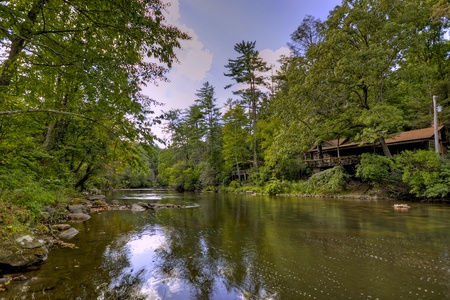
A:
[{"xmin": 305, "ymin": 156, "xmax": 361, "ymax": 168}]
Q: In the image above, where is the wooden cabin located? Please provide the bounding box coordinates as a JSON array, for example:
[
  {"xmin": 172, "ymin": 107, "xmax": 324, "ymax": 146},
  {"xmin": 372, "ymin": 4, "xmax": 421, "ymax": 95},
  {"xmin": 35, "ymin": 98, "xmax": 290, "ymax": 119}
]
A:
[{"xmin": 305, "ymin": 126, "xmax": 448, "ymax": 173}]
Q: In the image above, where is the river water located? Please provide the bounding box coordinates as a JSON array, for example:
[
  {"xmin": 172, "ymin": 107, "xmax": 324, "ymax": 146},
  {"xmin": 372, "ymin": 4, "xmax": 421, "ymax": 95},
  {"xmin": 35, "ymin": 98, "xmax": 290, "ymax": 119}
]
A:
[{"xmin": 3, "ymin": 190, "xmax": 450, "ymax": 299}]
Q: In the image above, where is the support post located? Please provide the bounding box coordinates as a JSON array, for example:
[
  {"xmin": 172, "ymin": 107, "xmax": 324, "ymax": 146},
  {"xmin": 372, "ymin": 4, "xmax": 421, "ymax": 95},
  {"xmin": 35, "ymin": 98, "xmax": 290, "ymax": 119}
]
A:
[{"xmin": 433, "ymin": 95, "xmax": 439, "ymax": 154}]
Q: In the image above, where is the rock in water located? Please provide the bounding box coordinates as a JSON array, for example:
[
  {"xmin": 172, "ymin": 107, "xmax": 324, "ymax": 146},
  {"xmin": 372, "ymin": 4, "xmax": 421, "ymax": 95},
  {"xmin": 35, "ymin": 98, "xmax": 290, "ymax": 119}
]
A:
[
  {"xmin": 131, "ymin": 203, "xmax": 146, "ymax": 212},
  {"xmin": 68, "ymin": 213, "xmax": 91, "ymax": 222},
  {"xmin": 67, "ymin": 204, "xmax": 89, "ymax": 214},
  {"xmin": 58, "ymin": 227, "xmax": 79, "ymax": 240}
]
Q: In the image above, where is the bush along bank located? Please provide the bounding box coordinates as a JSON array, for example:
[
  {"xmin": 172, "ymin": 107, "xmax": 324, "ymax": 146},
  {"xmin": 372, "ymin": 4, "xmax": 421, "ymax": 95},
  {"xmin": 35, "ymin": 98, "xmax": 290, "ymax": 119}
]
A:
[{"xmin": 219, "ymin": 152, "xmax": 450, "ymax": 202}]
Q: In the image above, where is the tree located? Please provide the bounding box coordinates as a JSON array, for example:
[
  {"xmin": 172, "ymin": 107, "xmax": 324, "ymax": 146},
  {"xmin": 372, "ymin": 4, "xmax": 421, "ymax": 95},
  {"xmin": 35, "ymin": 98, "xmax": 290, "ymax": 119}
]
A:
[
  {"xmin": 396, "ymin": 150, "xmax": 450, "ymax": 198},
  {"xmin": 224, "ymin": 41, "xmax": 270, "ymax": 169},
  {"xmin": 194, "ymin": 82, "xmax": 223, "ymax": 184},
  {"xmin": 288, "ymin": 15, "xmax": 324, "ymax": 57},
  {"xmin": 222, "ymin": 103, "xmax": 250, "ymax": 181},
  {"xmin": 159, "ymin": 82, "xmax": 224, "ymax": 189},
  {"xmin": 280, "ymin": 0, "xmax": 444, "ymax": 157},
  {"xmin": 0, "ymin": 0, "xmax": 189, "ymax": 192}
]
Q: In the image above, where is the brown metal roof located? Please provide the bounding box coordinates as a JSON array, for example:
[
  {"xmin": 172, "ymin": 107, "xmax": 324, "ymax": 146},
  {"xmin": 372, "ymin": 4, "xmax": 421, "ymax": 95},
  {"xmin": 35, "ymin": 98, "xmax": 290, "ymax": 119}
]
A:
[
  {"xmin": 308, "ymin": 126, "xmax": 444, "ymax": 152},
  {"xmin": 385, "ymin": 126, "xmax": 443, "ymax": 145}
]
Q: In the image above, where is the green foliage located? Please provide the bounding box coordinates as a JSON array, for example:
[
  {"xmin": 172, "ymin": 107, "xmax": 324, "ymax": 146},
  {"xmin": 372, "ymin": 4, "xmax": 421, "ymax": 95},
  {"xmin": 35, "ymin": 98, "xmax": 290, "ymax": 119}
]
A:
[
  {"xmin": 306, "ymin": 166, "xmax": 349, "ymax": 194},
  {"xmin": 222, "ymin": 104, "xmax": 251, "ymax": 172},
  {"xmin": 356, "ymin": 153, "xmax": 395, "ymax": 185},
  {"xmin": 0, "ymin": 0, "xmax": 187, "ymax": 193},
  {"xmin": 395, "ymin": 150, "xmax": 450, "ymax": 198},
  {"xmin": 229, "ymin": 180, "xmax": 241, "ymax": 189},
  {"xmin": 264, "ymin": 180, "xmax": 291, "ymax": 195},
  {"xmin": 356, "ymin": 105, "xmax": 405, "ymax": 144},
  {"xmin": 224, "ymin": 41, "xmax": 270, "ymax": 169}
]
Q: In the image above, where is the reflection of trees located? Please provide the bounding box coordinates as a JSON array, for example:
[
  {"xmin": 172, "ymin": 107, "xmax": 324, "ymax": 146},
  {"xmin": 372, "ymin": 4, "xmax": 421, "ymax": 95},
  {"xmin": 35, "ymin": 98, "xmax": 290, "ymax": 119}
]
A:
[
  {"xmin": 97, "ymin": 269, "xmax": 148, "ymax": 300},
  {"xmin": 153, "ymin": 196, "xmax": 280, "ymax": 299},
  {"xmin": 96, "ymin": 213, "xmax": 159, "ymax": 300},
  {"xmin": 156, "ymin": 228, "xmax": 218, "ymax": 299}
]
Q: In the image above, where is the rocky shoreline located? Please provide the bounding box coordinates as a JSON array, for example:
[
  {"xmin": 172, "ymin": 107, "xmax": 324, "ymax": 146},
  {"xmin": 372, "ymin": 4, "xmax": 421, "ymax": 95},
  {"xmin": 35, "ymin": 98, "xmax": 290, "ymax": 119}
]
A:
[{"xmin": 0, "ymin": 195, "xmax": 182, "ymax": 292}]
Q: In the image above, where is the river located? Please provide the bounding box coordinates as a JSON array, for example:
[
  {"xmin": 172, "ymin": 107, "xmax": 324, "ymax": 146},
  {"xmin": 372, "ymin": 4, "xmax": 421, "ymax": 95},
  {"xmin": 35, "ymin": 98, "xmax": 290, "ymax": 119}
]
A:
[{"xmin": 3, "ymin": 190, "xmax": 450, "ymax": 299}]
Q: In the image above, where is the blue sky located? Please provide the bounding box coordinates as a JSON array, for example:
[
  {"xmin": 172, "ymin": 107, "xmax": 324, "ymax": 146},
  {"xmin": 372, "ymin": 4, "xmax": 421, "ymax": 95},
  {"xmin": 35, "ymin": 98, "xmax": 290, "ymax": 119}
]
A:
[{"xmin": 143, "ymin": 0, "xmax": 342, "ymax": 140}]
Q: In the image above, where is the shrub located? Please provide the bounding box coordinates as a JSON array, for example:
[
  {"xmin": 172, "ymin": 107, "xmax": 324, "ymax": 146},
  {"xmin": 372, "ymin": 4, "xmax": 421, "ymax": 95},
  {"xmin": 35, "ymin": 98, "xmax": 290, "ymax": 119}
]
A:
[
  {"xmin": 265, "ymin": 179, "xmax": 291, "ymax": 195},
  {"xmin": 228, "ymin": 180, "xmax": 241, "ymax": 189},
  {"xmin": 306, "ymin": 166, "xmax": 349, "ymax": 194},
  {"xmin": 291, "ymin": 181, "xmax": 308, "ymax": 194},
  {"xmin": 356, "ymin": 153, "xmax": 395, "ymax": 185},
  {"xmin": 395, "ymin": 150, "xmax": 450, "ymax": 198}
]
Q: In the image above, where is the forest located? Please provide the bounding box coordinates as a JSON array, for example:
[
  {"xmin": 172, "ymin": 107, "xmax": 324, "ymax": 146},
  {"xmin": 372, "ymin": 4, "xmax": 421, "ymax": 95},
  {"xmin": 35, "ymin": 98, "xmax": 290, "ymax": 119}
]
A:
[
  {"xmin": 1, "ymin": 0, "xmax": 450, "ymax": 235},
  {"xmin": 158, "ymin": 0, "xmax": 450, "ymax": 199}
]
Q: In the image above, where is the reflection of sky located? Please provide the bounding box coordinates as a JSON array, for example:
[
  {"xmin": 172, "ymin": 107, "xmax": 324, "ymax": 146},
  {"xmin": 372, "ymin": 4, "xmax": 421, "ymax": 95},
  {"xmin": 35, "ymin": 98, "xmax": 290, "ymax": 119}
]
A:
[
  {"xmin": 115, "ymin": 192, "xmax": 185, "ymax": 201},
  {"xmin": 113, "ymin": 191, "xmax": 201, "ymax": 208},
  {"xmin": 125, "ymin": 227, "xmax": 189, "ymax": 299},
  {"xmin": 119, "ymin": 194, "xmax": 162, "ymax": 200},
  {"xmin": 121, "ymin": 227, "xmax": 245, "ymax": 299}
]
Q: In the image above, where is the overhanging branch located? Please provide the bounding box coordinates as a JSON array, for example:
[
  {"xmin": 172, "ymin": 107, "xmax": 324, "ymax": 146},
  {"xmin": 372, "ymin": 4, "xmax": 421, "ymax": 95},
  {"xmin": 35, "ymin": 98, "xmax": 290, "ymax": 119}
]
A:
[{"xmin": 0, "ymin": 109, "xmax": 119, "ymax": 137}]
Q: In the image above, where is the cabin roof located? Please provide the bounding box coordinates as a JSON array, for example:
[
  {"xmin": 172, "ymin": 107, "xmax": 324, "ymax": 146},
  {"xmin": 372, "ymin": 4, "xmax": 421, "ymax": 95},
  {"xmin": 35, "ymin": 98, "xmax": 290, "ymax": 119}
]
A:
[
  {"xmin": 308, "ymin": 126, "xmax": 444, "ymax": 152},
  {"xmin": 385, "ymin": 126, "xmax": 443, "ymax": 144}
]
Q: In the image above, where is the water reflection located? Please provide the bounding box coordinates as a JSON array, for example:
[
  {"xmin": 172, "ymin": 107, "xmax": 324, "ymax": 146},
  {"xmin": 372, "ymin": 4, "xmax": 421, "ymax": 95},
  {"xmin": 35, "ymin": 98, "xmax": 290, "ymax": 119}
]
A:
[{"xmin": 4, "ymin": 191, "xmax": 450, "ymax": 299}]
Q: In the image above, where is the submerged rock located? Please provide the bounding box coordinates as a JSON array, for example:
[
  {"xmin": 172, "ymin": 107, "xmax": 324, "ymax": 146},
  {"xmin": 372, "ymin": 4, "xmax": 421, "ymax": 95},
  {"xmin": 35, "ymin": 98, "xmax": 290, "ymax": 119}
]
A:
[
  {"xmin": 130, "ymin": 203, "xmax": 146, "ymax": 212},
  {"xmin": 68, "ymin": 213, "xmax": 91, "ymax": 222},
  {"xmin": 58, "ymin": 227, "xmax": 79, "ymax": 240}
]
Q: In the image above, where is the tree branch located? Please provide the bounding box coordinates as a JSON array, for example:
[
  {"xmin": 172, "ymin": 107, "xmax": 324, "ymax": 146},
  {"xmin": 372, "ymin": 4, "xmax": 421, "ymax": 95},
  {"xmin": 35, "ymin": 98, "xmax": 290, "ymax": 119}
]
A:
[{"xmin": 0, "ymin": 109, "xmax": 118, "ymax": 137}]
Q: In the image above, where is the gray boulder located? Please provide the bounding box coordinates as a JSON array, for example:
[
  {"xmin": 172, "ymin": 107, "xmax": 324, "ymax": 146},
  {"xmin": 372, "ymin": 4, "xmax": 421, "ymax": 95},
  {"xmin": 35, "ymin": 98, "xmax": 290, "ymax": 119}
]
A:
[{"xmin": 0, "ymin": 235, "xmax": 48, "ymax": 267}]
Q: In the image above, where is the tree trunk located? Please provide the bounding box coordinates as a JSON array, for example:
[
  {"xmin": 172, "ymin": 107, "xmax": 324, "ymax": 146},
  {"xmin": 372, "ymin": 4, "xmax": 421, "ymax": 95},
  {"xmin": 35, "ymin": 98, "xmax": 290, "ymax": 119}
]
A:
[
  {"xmin": 43, "ymin": 120, "xmax": 55, "ymax": 149},
  {"xmin": 75, "ymin": 165, "xmax": 93, "ymax": 190},
  {"xmin": 379, "ymin": 137, "xmax": 392, "ymax": 157},
  {"xmin": 251, "ymin": 85, "xmax": 258, "ymax": 170},
  {"xmin": 0, "ymin": 0, "xmax": 49, "ymax": 87}
]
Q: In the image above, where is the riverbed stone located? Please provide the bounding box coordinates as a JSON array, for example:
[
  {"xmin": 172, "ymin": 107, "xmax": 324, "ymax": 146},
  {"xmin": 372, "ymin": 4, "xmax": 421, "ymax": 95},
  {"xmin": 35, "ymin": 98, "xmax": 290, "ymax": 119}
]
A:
[
  {"xmin": 131, "ymin": 203, "xmax": 146, "ymax": 212},
  {"xmin": 68, "ymin": 213, "xmax": 91, "ymax": 222},
  {"xmin": 86, "ymin": 195, "xmax": 105, "ymax": 201},
  {"xmin": 51, "ymin": 224, "xmax": 71, "ymax": 231},
  {"xmin": 58, "ymin": 227, "xmax": 79, "ymax": 240},
  {"xmin": 67, "ymin": 204, "xmax": 89, "ymax": 214}
]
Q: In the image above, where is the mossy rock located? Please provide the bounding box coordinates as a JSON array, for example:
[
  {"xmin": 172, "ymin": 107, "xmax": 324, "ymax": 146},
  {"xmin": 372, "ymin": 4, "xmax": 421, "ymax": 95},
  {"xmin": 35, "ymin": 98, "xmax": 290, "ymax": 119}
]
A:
[
  {"xmin": 71, "ymin": 197, "xmax": 89, "ymax": 205},
  {"xmin": 0, "ymin": 235, "xmax": 49, "ymax": 267},
  {"xmin": 91, "ymin": 200, "xmax": 107, "ymax": 208}
]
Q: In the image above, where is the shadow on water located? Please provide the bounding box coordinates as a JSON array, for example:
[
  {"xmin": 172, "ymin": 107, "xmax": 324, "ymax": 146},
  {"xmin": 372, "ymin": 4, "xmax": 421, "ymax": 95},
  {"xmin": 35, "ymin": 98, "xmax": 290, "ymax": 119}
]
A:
[{"xmin": 3, "ymin": 190, "xmax": 450, "ymax": 299}]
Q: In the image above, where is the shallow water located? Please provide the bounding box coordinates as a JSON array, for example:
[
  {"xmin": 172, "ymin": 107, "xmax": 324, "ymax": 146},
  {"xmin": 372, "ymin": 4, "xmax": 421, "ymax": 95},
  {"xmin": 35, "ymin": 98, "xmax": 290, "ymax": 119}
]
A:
[{"xmin": 3, "ymin": 190, "xmax": 450, "ymax": 299}]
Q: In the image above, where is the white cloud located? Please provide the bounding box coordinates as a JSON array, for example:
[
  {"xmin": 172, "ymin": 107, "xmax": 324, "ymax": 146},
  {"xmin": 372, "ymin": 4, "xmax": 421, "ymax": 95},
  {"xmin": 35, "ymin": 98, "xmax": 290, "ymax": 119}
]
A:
[
  {"xmin": 163, "ymin": 0, "xmax": 181, "ymax": 23},
  {"xmin": 260, "ymin": 47, "xmax": 291, "ymax": 71},
  {"xmin": 144, "ymin": 0, "xmax": 212, "ymax": 105},
  {"xmin": 173, "ymin": 31, "xmax": 213, "ymax": 81}
]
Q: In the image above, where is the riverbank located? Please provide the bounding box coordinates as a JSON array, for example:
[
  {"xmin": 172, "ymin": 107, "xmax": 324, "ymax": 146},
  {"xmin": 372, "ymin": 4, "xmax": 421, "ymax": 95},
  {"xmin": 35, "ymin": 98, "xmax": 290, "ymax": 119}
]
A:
[
  {"xmin": 0, "ymin": 192, "xmax": 183, "ymax": 289},
  {"xmin": 223, "ymin": 181, "xmax": 395, "ymax": 200}
]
